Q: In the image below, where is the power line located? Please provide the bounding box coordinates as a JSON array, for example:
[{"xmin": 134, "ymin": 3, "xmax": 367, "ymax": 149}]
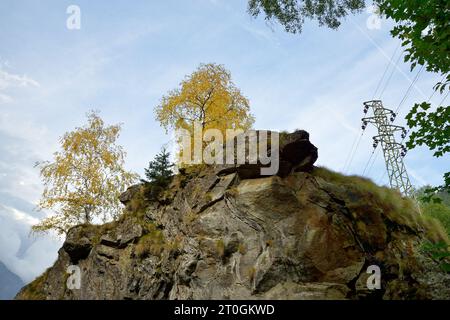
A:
[
  {"xmin": 395, "ymin": 65, "xmax": 424, "ymax": 114},
  {"xmin": 363, "ymin": 65, "xmax": 424, "ymax": 179},
  {"xmin": 373, "ymin": 42, "xmax": 401, "ymax": 98},
  {"xmin": 344, "ymin": 43, "xmax": 401, "ymax": 174},
  {"xmin": 366, "ymin": 146, "xmax": 381, "ymax": 175},
  {"xmin": 342, "ymin": 132, "xmax": 360, "ymax": 172},
  {"xmin": 344, "ymin": 133, "xmax": 363, "ymax": 173},
  {"xmin": 377, "ymin": 91, "xmax": 447, "ymax": 186},
  {"xmin": 362, "ymin": 147, "xmax": 376, "ymax": 176},
  {"xmin": 378, "ymin": 49, "xmax": 403, "ymax": 99},
  {"xmin": 427, "ymin": 74, "xmax": 447, "ymax": 103},
  {"xmin": 361, "ymin": 100, "xmax": 412, "ymax": 196},
  {"xmin": 438, "ymin": 90, "xmax": 449, "ymax": 106}
]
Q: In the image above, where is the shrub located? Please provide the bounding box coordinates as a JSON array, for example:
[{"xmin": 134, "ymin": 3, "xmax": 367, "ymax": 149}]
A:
[
  {"xmin": 135, "ymin": 224, "xmax": 165, "ymax": 259},
  {"xmin": 17, "ymin": 269, "xmax": 50, "ymax": 300},
  {"xmin": 312, "ymin": 166, "xmax": 449, "ymax": 244},
  {"xmin": 421, "ymin": 202, "xmax": 450, "ymax": 237}
]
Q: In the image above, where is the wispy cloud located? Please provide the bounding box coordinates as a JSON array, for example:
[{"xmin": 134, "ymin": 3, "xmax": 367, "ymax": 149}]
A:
[
  {"xmin": 0, "ymin": 66, "xmax": 40, "ymax": 104},
  {"xmin": 0, "ymin": 69, "xmax": 40, "ymax": 90}
]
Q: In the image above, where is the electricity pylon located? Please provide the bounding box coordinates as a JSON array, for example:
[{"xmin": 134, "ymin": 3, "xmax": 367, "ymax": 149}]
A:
[{"xmin": 361, "ymin": 100, "xmax": 413, "ymax": 196}]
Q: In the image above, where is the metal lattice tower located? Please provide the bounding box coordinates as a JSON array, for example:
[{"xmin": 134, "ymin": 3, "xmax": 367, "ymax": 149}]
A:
[{"xmin": 361, "ymin": 100, "xmax": 413, "ymax": 196}]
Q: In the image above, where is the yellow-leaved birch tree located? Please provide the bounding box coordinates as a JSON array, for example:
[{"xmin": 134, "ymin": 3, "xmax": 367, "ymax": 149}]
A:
[
  {"xmin": 32, "ymin": 111, "xmax": 138, "ymax": 235},
  {"xmin": 154, "ymin": 63, "xmax": 255, "ymax": 162}
]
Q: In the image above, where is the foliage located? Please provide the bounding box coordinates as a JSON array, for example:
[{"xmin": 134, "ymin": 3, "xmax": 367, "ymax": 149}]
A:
[
  {"xmin": 405, "ymin": 101, "xmax": 449, "ymax": 199},
  {"xmin": 414, "ymin": 185, "xmax": 450, "ymax": 205},
  {"xmin": 135, "ymin": 224, "xmax": 165, "ymax": 258},
  {"xmin": 376, "ymin": 0, "xmax": 449, "ymax": 76},
  {"xmin": 154, "ymin": 63, "xmax": 254, "ymax": 144},
  {"xmin": 247, "ymin": 0, "xmax": 365, "ymax": 33},
  {"xmin": 376, "ymin": 0, "xmax": 450, "ymax": 200},
  {"xmin": 143, "ymin": 147, "xmax": 174, "ymax": 188},
  {"xmin": 415, "ymin": 186, "xmax": 450, "ymax": 237},
  {"xmin": 421, "ymin": 241, "xmax": 450, "ymax": 272},
  {"xmin": 312, "ymin": 166, "xmax": 449, "ymax": 243},
  {"xmin": 32, "ymin": 111, "xmax": 138, "ymax": 236},
  {"xmin": 124, "ymin": 186, "xmax": 149, "ymax": 216},
  {"xmin": 406, "ymin": 102, "xmax": 449, "ymax": 159},
  {"xmin": 134, "ymin": 222, "xmax": 181, "ymax": 259},
  {"xmin": 17, "ymin": 269, "xmax": 49, "ymax": 300},
  {"xmin": 421, "ymin": 202, "xmax": 450, "ymax": 236}
]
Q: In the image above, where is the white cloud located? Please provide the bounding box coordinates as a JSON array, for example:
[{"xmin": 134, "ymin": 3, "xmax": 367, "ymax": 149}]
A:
[
  {"xmin": 0, "ymin": 204, "xmax": 61, "ymax": 283},
  {"xmin": 0, "ymin": 204, "xmax": 39, "ymax": 226},
  {"xmin": 0, "ymin": 65, "xmax": 40, "ymax": 105},
  {"xmin": 0, "ymin": 69, "xmax": 40, "ymax": 90}
]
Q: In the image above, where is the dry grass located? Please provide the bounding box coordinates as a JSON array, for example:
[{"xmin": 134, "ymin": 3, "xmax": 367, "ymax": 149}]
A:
[
  {"xmin": 238, "ymin": 243, "xmax": 247, "ymax": 255},
  {"xmin": 216, "ymin": 239, "xmax": 225, "ymax": 258},
  {"xmin": 135, "ymin": 223, "xmax": 165, "ymax": 258},
  {"xmin": 248, "ymin": 267, "xmax": 256, "ymax": 282},
  {"xmin": 312, "ymin": 166, "xmax": 449, "ymax": 244},
  {"xmin": 17, "ymin": 269, "xmax": 50, "ymax": 300}
]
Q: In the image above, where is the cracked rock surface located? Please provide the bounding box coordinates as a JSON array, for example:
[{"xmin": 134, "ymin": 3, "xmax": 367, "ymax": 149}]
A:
[{"xmin": 16, "ymin": 131, "xmax": 450, "ymax": 300}]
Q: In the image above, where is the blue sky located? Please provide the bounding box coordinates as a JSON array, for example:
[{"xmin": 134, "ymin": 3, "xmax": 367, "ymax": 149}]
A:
[{"xmin": 0, "ymin": 0, "xmax": 448, "ymax": 283}]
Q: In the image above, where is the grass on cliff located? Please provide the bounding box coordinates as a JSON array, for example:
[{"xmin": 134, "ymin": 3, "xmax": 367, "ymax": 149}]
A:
[
  {"xmin": 420, "ymin": 202, "xmax": 450, "ymax": 237},
  {"xmin": 135, "ymin": 224, "xmax": 165, "ymax": 258},
  {"xmin": 312, "ymin": 166, "xmax": 449, "ymax": 244},
  {"xmin": 17, "ymin": 269, "xmax": 50, "ymax": 300}
]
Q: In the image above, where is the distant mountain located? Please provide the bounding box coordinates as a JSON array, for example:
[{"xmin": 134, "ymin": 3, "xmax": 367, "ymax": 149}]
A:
[{"xmin": 0, "ymin": 261, "xmax": 23, "ymax": 300}]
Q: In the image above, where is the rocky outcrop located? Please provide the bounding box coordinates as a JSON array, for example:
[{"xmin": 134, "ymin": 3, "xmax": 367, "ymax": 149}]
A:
[
  {"xmin": 16, "ymin": 130, "xmax": 450, "ymax": 300},
  {"xmin": 215, "ymin": 130, "xmax": 318, "ymax": 179}
]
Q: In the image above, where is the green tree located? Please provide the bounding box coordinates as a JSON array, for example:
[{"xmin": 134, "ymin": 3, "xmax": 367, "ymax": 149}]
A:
[
  {"xmin": 379, "ymin": 0, "xmax": 450, "ymax": 199},
  {"xmin": 143, "ymin": 148, "xmax": 174, "ymax": 188},
  {"xmin": 247, "ymin": 0, "xmax": 365, "ymax": 33},
  {"xmin": 415, "ymin": 185, "xmax": 450, "ymax": 235},
  {"xmin": 416, "ymin": 185, "xmax": 450, "ymax": 272},
  {"xmin": 248, "ymin": 0, "xmax": 450, "ymax": 199}
]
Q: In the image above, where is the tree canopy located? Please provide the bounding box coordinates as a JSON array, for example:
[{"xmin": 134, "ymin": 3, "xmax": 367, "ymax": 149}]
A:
[
  {"xmin": 32, "ymin": 111, "xmax": 137, "ymax": 235},
  {"xmin": 378, "ymin": 0, "xmax": 450, "ymax": 198},
  {"xmin": 143, "ymin": 147, "xmax": 174, "ymax": 188},
  {"xmin": 155, "ymin": 63, "xmax": 254, "ymax": 135},
  {"xmin": 247, "ymin": 0, "xmax": 365, "ymax": 33}
]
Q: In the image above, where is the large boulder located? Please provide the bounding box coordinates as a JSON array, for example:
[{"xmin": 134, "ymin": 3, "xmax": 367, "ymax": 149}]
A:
[
  {"xmin": 63, "ymin": 225, "xmax": 96, "ymax": 264},
  {"xmin": 119, "ymin": 185, "xmax": 141, "ymax": 205},
  {"xmin": 216, "ymin": 129, "xmax": 318, "ymax": 179}
]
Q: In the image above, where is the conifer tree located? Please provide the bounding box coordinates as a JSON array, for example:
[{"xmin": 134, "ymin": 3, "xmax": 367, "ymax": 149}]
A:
[{"xmin": 144, "ymin": 148, "xmax": 174, "ymax": 188}]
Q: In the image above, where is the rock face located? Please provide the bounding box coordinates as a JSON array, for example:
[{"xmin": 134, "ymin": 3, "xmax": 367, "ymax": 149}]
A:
[
  {"xmin": 215, "ymin": 130, "xmax": 318, "ymax": 179},
  {"xmin": 16, "ymin": 130, "xmax": 450, "ymax": 300}
]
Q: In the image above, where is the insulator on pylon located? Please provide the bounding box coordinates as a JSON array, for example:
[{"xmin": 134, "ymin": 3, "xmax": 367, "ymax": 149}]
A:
[
  {"xmin": 362, "ymin": 125, "xmax": 366, "ymax": 130},
  {"xmin": 401, "ymin": 129, "xmax": 407, "ymax": 138},
  {"xmin": 390, "ymin": 117, "xmax": 395, "ymax": 122}
]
